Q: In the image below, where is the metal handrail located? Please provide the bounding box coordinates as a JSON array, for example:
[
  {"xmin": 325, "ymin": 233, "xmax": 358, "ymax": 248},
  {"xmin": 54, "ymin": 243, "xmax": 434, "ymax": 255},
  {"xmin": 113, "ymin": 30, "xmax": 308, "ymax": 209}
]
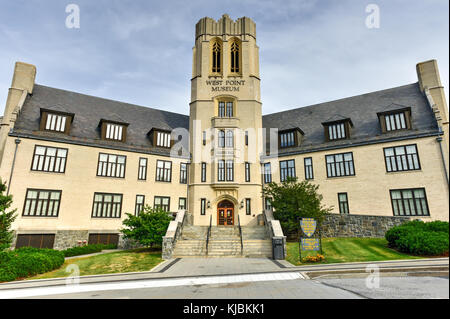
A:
[
  {"xmin": 238, "ymin": 215, "xmax": 243, "ymax": 255},
  {"xmin": 206, "ymin": 215, "xmax": 212, "ymax": 255}
]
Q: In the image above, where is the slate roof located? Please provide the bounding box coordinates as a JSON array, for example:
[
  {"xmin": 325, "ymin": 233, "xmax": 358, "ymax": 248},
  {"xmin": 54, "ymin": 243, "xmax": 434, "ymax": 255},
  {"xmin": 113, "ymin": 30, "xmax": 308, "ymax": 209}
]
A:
[{"xmin": 11, "ymin": 82, "xmax": 440, "ymax": 157}]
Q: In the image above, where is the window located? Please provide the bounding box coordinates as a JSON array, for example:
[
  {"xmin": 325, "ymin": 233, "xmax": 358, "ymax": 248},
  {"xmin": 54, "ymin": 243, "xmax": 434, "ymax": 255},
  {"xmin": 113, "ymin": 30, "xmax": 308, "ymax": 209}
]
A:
[
  {"xmin": 328, "ymin": 123, "xmax": 346, "ymax": 140},
  {"xmin": 384, "ymin": 145, "xmax": 420, "ymax": 172},
  {"xmin": 15, "ymin": 234, "xmax": 55, "ymax": 249},
  {"xmin": 326, "ymin": 152, "xmax": 355, "ymax": 178},
  {"xmin": 390, "ymin": 188, "xmax": 429, "ymax": 216},
  {"xmin": 280, "ymin": 160, "xmax": 296, "ymax": 182},
  {"xmin": 23, "ymin": 189, "xmax": 61, "ymax": 217},
  {"xmin": 45, "ymin": 113, "xmax": 67, "ymax": 132},
  {"xmin": 385, "ymin": 112, "xmax": 407, "ymax": 131},
  {"xmin": 156, "ymin": 131, "xmax": 171, "ymax": 148},
  {"xmin": 91, "ymin": 193, "xmax": 122, "ymax": 218},
  {"xmin": 225, "ymin": 130, "xmax": 234, "ymax": 148},
  {"xmin": 245, "ymin": 198, "xmax": 251, "ymax": 215},
  {"xmin": 245, "ymin": 162, "xmax": 250, "ymax": 182},
  {"xmin": 245, "ymin": 131, "xmax": 248, "ymax": 146},
  {"xmin": 280, "ymin": 131, "xmax": 295, "ymax": 148},
  {"xmin": 226, "ymin": 102, "xmax": 233, "ymax": 117},
  {"xmin": 179, "ymin": 197, "xmax": 187, "ymax": 210},
  {"xmin": 154, "ymin": 196, "xmax": 170, "ymax": 212},
  {"xmin": 304, "ymin": 157, "xmax": 314, "ymax": 180},
  {"xmin": 226, "ymin": 160, "xmax": 234, "ymax": 181},
  {"xmin": 338, "ymin": 193, "xmax": 349, "ymax": 214},
  {"xmin": 200, "ymin": 198, "xmax": 206, "ymax": 215},
  {"xmin": 156, "ymin": 160, "xmax": 172, "ymax": 182},
  {"xmin": 263, "ymin": 163, "xmax": 272, "ymax": 183},
  {"xmin": 201, "ymin": 162, "xmax": 207, "ymax": 182},
  {"xmin": 180, "ymin": 163, "xmax": 187, "ymax": 184},
  {"xmin": 218, "ymin": 102, "xmax": 225, "ymax": 117},
  {"xmin": 218, "ymin": 160, "xmax": 225, "ymax": 181},
  {"xmin": 218, "ymin": 101, "xmax": 233, "ymax": 117},
  {"xmin": 31, "ymin": 145, "xmax": 67, "ymax": 173},
  {"xmin": 230, "ymin": 39, "xmax": 240, "ymax": 73},
  {"xmin": 211, "ymin": 39, "xmax": 222, "ymax": 73},
  {"xmin": 105, "ymin": 123, "xmax": 124, "ymax": 141},
  {"xmin": 138, "ymin": 158, "xmax": 147, "ymax": 180},
  {"xmin": 97, "ymin": 153, "xmax": 126, "ymax": 178},
  {"xmin": 202, "ymin": 131, "xmax": 206, "ymax": 146},
  {"xmin": 218, "ymin": 130, "xmax": 225, "ymax": 148},
  {"xmin": 265, "ymin": 198, "xmax": 272, "ymax": 211},
  {"xmin": 135, "ymin": 195, "xmax": 145, "ymax": 216}
]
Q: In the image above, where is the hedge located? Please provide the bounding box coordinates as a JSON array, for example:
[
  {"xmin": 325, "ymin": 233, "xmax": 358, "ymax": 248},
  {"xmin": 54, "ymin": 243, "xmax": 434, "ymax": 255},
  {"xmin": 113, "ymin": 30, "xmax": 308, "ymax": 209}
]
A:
[
  {"xmin": 0, "ymin": 247, "xmax": 65, "ymax": 282},
  {"xmin": 62, "ymin": 244, "xmax": 117, "ymax": 257},
  {"xmin": 385, "ymin": 220, "xmax": 449, "ymax": 256}
]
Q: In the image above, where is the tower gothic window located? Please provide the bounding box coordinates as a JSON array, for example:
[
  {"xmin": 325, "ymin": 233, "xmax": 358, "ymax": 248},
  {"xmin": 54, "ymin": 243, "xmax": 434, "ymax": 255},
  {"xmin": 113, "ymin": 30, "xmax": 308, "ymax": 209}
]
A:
[
  {"xmin": 211, "ymin": 39, "xmax": 222, "ymax": 74},
  {"xmin": 218, "ymin": 101, "xmax": 234, "ymax": 117},
  {"xmin": 230, "ymin": 39, "xmax": 240, "ymax": 74}
]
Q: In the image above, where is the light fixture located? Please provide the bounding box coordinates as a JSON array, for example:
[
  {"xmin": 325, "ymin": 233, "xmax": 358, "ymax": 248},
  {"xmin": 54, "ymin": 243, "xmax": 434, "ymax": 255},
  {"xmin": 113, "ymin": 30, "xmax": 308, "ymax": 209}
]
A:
[
  {"xmin": 207, "ymin": 200, "xmax": 211, "ymax": 208},
  {"xmin": 240, "ymin": 200, "xmax": 244, "ymax": 209}
]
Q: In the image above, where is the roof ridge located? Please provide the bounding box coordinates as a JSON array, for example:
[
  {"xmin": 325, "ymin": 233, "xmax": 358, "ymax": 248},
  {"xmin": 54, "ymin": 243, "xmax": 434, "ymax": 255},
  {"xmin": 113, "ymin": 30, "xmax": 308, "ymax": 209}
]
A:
[{"xmin": 33, "ymin": 84, "xmax": 189, "ymax": 118}]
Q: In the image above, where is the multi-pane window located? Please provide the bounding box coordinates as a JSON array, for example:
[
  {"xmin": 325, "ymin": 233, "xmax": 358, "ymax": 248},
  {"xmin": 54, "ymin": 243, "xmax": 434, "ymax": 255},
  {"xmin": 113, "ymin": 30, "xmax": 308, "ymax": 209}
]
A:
[
  {"xmin": 97, "ymin": 153, "xmax": 126, "ymax": 178},
  {"xmin": 202, "ymin": 131, "xmax": 207, "ymax": 146},
  {"xmin": 179, "ymin": 197, "xmax": 187, "ymax": 210},
  {"xmin": 245, "ymin": 198, "xmax": 251, "ymax": 215},
  {"xmin": 304, "ymin": 157, "xmax": 314, "ymax": 180},
  {"xmin": 135, "ymin": 195, "xmax": 145, "ymax": 216},
  {"xmin": 390, "ymin": 188, "xmax": 429, "ymax": 216},
  {"xmin": 326, "ymin": 152, "xmax": 355, "ymax": 178},
  {"xmin": 138, "ymin": 158, "xmax": 147, "ymax": 180},
  {"xmin": 225, "ymin": 130, "xmax": 234, "ymax": 148},
  {"xmin": 201, "ymin": 162, "xmax": 207, "ymax": 182},
  {"xmin": 211, "ymin": 39, "xmax": 221, "ymax": 73},
  {"xmin": 218, "ymin": 102, "xmax": 225, "ymax": 117},
  {"xmin": 245, "ymin": 162, "xmax": 250, "ymax": 182},
  {"xmin": 218, "ymin": 130, "xmax": 225, "ymax": 148},
  {"xmin": 31, "ymin": 146, "xmax": 67, "ymax": 173},
  {"xmin": 218, "ymin": 102, "xmax": 233, "ymax": 117},
  {"xmin": 200, "ymin": 198, "xmax": 206, "ymax": 215},
  {"xmin": 338, "ymin": 193, "xmax": 349, "ymax": 214},
  {"xmin": 385, "ymin": 112, "xmax": 407, "ymax": 131},
  {"xmin": 245, "ymin": 131, "xmax": 249, "ymax": 146},
  {"xmin": 218, "ymin": 160, "xmax": 225, "ymax": 181},
  {"xmin": 265, "ymin": 198, "xmax": 272, "ymax": 211},
  {"xmin": 154, "ymin": 196, "xmax": 170, "ymax": 212},
  {"xmin": 156, "ymin": 131, "xmax": 171, "ymax": 148},
  {"xmin": 92, "ymin": 193, "xmax": 122, "ymax": 218},
  {"xmin": 180, "ymin": 163, "xmax": 187, "ymax": 184},
  {"xmin": 263, "ymin": 163, "xmax": 272, "ymax": 183},
  {"xmin": 226, "ymin": 160, "xmax": 234, "ymax": 181},
  {"xmin": 105, "ymin": 123, "xmax": 124, "ymax": 141},
  {"xmin": 156, "ymin": 160, "xmax": 172, "ymax": 182},
  {"xmin": 328, "ymin": 123, "xmax": 346, "ymax": 140},
  {"xmin": 384, "ymin": 145, "xmax": 420, "ymax": 172},
  {"xmin": 45, "ymin": 113, "xmax": 67, "ymax": 132},
  {"xmin": 280, "ymin": 131, "xmax": 295, "ymax": 148},
  {"xmin": 280, "ymin": 160, "xmax": 296, "ymax": 182},
  {"xmin": 230, "ymin": 40, "xmax": 240, "ymax": 73},
  {"xmin": 23, "ymin": 189, "xmax": 61, "ymax": 217}
]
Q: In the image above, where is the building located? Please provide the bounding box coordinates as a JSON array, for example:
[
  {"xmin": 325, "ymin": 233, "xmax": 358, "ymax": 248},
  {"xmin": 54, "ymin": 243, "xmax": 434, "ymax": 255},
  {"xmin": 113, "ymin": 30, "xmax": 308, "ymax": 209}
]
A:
[{"xmin": 0, "ymin": 15, "xmax": 448, "ymax": 254}]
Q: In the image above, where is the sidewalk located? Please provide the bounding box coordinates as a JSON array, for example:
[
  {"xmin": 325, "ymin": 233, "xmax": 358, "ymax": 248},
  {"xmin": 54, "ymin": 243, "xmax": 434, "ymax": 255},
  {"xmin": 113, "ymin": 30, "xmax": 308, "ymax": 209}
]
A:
[{"xmin": 0, "ymin": 257, "xmax": 447, "ymax": 291}]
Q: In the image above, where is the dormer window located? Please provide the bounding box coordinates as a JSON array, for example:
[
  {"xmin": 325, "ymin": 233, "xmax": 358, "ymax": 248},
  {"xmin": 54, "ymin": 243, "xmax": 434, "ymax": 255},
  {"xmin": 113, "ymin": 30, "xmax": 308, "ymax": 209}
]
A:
[
  {"xmin": 278, "ymin": 128, "xmax": 304, "ymax": 149},
  {"xmin": 377, "ymin": 106, "xmax": 411, "ymax": 133},
  {"xmin": 39, "ymin": 109, "xmax": 74, "ymax": 134},
  {"xmin": 148, "ymin": 128, "xmax": 173, "ymax": 148},
  {"xmin": 322, "ymin": 117, "xmax": 353, "ymax": 142},
  {"xmin": 100, "ymin": 120, "xmax": 128, "ymax": 142}
]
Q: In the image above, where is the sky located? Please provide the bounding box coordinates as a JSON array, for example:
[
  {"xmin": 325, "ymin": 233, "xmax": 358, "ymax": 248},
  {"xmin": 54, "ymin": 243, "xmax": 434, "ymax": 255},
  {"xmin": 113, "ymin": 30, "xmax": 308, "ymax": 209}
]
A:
[{"xmin": 0, "ymin": 0, "xmax": 448, "ymax": 116}]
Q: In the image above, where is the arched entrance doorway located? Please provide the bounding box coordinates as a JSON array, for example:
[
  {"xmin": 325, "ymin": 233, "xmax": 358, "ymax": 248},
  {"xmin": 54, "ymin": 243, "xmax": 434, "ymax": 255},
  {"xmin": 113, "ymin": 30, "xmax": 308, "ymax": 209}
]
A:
[{"xmin": 217, "ymin": 200, "xmax": 234, "ymax": 226}]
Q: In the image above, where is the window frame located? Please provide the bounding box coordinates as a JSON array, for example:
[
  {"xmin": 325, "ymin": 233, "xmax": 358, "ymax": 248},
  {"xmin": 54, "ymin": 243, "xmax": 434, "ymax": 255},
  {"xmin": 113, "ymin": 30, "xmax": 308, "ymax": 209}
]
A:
[
  {"xmin": 22, "ymin": 189, "xmax": 62, "ymax": 217},
  {"xmin": 96, "ymin": 153, "xmax": 127, "ymax": 178},
  {"xmin": 280, "ymin": 159, "xmax": 296, "ymax": 182},
  {"xmin": 178, "ymin": 197, "xmax": 187, "ymax": 210},
  {"xmin": 263, "ymin": 163, "xmax": 272, "ymax": 184},
  {"xmin": 338, "ymin": 192, "xmax": 349, "ymax": 215},
  {"xmin": 383, "ymin": 144, "xmax": 421, "ymax": 173},
  {"xmin": 389, "ymin": 188, "xmax": 430, "ymax": 217},
  {"xmin": 31, "ymin": 145, "xmax": 68, "ymax": 174},
  {"xmin": 200, "ymin": 198, "xmax": 206, "ymax": 215},
  {"xmin": 245, "ymin": 198, "xmax": 251, "ymax": 215},
  {"xmin": 180, "ymin": 163, "xmax": 188, "ymax": 184},
  {"xmin": 245, "ymin": 162, "xmax": 251, "ymax": 182},
  {"xmin": 154, "ymin": 196, "xmax": 171, "ymax": 212},
  {"xmin": 91, "ymin": 192, "xmax": 123, "ymax": 219},
  {"xmin": 138, "ymin": 157, "xmax": 148, "ymax": 180},
  {"xmin": 135, "ymin": 195, "xmax": 145, "ymax": 216},
  {"xmin": 218, "ymin": 160, "xmax": 225, "ymax": 182},
  {"xmin": 201, "ymin": 162, "xmax": 207, "ymax": 182},
  {"xmin": 304, "ymin": 157, "xmax": 314, "ymax": 180},
  {"xmin": 226, "ymin": 160, "xmax": 234, "ymax": 182},
  {"xmin": 325, "ymin": 152, "xmax": 355, "ymax": 178},
  {"xmin": 155, "ymin": 160, "xmax": 172, "ymax": 182}
]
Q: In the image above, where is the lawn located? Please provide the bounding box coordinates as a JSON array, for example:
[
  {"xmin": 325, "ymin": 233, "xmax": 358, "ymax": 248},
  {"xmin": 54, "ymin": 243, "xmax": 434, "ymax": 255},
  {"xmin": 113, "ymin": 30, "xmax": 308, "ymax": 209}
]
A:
[
  {"xmin": 286, "ymin": 237, "xmax": 422, "ymax": 266},
  {"xmin": 28, "ymin": 248, "xmax": 163, "ymax": 280}
]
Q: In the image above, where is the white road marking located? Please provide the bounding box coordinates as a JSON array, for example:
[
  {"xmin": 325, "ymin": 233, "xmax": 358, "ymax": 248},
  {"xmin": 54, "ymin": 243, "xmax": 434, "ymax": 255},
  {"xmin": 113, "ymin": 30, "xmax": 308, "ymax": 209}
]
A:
[{"xmin": 0, "ymin": 272, "xmax": 305, "ymax": 299}]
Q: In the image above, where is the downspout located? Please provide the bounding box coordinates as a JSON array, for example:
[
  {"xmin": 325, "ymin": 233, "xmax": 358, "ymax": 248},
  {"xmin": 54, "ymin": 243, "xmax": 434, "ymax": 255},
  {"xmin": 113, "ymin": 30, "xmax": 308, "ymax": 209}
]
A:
[
  {"xmin": 6, "ymin": 138, "xmax": 21, "ymax": 195},
  {"xmin": 436, "ymin": 136, "xmax": 449, "ymax": 190}
]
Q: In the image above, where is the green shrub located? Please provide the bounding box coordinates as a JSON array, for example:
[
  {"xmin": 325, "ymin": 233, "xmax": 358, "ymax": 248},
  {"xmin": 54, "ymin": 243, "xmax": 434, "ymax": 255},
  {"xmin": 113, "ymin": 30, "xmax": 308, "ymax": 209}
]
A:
[
  {"xmin": 385, "ymin": 220, "xmax": 449, "ymax": 256},
  {"xmin": 62, "ymin": 244, "xmax": 117, "ymax": 257},
  {"xmin": 0, "ymin": 248, "xmax": 65, "ymax": 282}
]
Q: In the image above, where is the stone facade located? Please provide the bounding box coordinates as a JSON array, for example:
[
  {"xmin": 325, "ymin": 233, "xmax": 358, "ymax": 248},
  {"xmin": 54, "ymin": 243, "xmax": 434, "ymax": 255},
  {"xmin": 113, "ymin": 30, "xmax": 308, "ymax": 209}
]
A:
[
  {"xmin": 53, "ymin": 230, "xmax": 89, "ymax": 250},
  {"xmin": 320, "ymin": 214, "xmax": 411, "ymax": 238}
]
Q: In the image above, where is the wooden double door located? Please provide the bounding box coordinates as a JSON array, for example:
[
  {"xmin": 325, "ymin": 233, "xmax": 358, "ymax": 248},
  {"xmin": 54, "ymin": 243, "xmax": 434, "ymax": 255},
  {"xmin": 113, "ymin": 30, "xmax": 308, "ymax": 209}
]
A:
[{"xmin": 217, "ymin": 200, "xmax": 234, "ymax": 226}]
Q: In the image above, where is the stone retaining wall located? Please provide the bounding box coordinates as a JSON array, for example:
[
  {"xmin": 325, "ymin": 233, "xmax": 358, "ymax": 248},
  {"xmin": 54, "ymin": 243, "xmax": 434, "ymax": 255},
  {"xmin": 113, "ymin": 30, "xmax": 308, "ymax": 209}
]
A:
[{"xmin": 321, "ymin": 214, "xmax": 411, "ymax": 238}]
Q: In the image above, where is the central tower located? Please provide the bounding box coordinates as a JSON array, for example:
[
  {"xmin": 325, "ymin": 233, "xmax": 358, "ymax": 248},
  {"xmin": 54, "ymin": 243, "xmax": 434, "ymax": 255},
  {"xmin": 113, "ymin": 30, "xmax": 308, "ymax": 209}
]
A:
[{"xmin": 188, "ymin": 14, "xmax": 263, "ymax": 226}]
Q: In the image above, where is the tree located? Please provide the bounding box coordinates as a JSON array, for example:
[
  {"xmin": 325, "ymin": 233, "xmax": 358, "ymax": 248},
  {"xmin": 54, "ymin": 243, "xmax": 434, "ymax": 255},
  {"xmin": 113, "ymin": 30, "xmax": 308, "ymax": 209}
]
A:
[
  {"xmin": 120, "ymin": 206, "xmax": 172, "ymax": 247},
  {"xmin": 262, "ymin": 177, "xmax": 332, "ymax": 237},
  {"xmin": 0, "ymin": 179, "xmax": 17, "ymax": 251}
]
